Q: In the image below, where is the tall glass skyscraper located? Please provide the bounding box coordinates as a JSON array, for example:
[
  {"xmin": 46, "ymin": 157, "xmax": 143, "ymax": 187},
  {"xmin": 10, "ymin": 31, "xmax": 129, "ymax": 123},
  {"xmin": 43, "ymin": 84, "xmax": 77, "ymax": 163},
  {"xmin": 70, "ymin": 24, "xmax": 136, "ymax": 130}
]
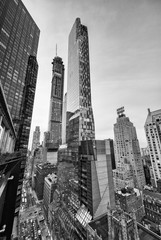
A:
[
  {"xmin": 52, "ymin": 18, "xmax": 115, "ymax": 240},
  {"xmin": 0, "ymin": 0, "xmax": 40, "ymax": 135},
  {"xmin": 0, "ymin": 0, "xmax": 39, "ymax": 238},
  {"xmin": 66, "ymin": 18, "xmax": 95, "ymax": 149},
  {"xmin": 15, "ymin": 55, "xmax": 38, "ymax": 153}
]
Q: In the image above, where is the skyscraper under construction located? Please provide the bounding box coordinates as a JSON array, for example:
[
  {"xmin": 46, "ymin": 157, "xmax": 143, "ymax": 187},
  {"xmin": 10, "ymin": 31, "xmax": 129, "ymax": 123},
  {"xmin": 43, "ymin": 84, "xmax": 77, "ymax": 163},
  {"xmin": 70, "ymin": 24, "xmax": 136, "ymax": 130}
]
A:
[{"xmin": 47, "ymin": 56, "xmax": 64, "ymax": 149}]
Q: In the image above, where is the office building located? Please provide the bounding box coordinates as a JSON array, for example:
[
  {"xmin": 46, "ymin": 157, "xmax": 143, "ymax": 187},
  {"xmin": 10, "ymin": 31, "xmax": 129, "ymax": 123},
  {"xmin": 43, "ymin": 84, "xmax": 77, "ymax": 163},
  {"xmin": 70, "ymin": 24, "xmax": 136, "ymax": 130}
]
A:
[
  {"xmin": 0, "ymin": 0, "xmax": 40, "ymax": 135},
  {"xmin": 141, "ymin": 149, "xmax": 152, "ymax": 186},
  {"xmin": 113, "ymin": 107, "xmax": 145, "ymax": 190},
  {"xmin": 15, "ymin": 55, "xmax": 38, "ymax": 153},
  {"xmin": 79, "ymin": 140, "xmax": 115, "ymax": 219},
  {"xmin": 44, "ymin": 56, "xmax": 64, "ymax": 164},
  {"xmin": 64, "ymin": 16, "xmax": 95, "ymax": 195},
  {"xmin": 62, "ymin": 92, "xmax": 67, "ymax": 144},
  {"xmin": 43, "ymin": 173, "xmax": 57, "ymax": 219},
  {"xmin": 51, "ymin": 18, "xmax": 117, "ymax": 240},
  {"xmin": 0, "ymin": 1, "xmax": 39, "ymax": 238},
  {"xmin": 143, "ymin": 189, "xmax": 161, "ymax": 233},
  {"xmin": 52, "ymin": 17, "xmax": 96, "ymax": 239},
  {"xmin": 57, "ymin": 16, "xmax": 95, "ymax": 202},
  {"xmin": 107, "ymin": 138, "xmax": 116, "ymax": 169},
  {"xmin": 113, "ymin": 162, "xmax": 135, "ymax": 190},
  {"xmin": 31, "ymin": 145, "xmax": 45, "ymax": 188},
  {"xmin": 66, "ymin": 18, "xmax": 95, "ymax": 147},
  {"xmin": 31, "ymin": 126, "xmax": 40, "ymax": 155},
  {"xmin": 144, "ymin": 109, "xmax": 161, "ymax": 187},
  {"xmin": 35, "ymin": 162, "xmax": 57, "ymax": 200}
]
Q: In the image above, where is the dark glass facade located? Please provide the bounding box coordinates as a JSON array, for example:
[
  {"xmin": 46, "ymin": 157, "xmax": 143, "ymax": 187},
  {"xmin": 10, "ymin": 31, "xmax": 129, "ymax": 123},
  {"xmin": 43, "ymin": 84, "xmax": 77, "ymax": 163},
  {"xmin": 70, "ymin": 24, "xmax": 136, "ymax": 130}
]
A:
[
  {"xmin": 15, "ymin": 55, "xmax": 38, "ymax": 153},
  {"xmin": 53, "ymin": 18, "xmax": 96, "ymax": 239},
  {"xmin": 78, "ymin": 140, "xmax": 115, "ymax": 219},
  {"xmin": 66, "ymin": 18, "xmax": 95, "ymax": 147},
  {"xmin": 0, "ymin": 0, "xmax": 40, "ymax": 135},
  {"xmin": 47, "ymin": 56, "xmax": 64, "ymax": 149},
  {"xmin": 0, "ymin": 1, "xmax": 39, "ymax": 238}
]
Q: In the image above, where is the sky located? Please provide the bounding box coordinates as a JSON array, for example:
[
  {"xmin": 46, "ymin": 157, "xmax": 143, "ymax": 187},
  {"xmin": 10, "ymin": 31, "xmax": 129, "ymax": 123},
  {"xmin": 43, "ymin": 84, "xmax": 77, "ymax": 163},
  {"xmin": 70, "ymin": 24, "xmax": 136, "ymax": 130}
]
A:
[{"xmin": 22, "ymin": 0, "xmax": 161, "ymax": 149}]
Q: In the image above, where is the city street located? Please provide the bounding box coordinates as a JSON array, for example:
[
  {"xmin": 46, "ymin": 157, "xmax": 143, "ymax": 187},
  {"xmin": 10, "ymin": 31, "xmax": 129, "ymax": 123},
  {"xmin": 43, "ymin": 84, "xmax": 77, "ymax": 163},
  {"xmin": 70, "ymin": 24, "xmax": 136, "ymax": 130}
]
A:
[{"xmin": 19, "ymin": 177, "xmax": 52, "ymax": 240}]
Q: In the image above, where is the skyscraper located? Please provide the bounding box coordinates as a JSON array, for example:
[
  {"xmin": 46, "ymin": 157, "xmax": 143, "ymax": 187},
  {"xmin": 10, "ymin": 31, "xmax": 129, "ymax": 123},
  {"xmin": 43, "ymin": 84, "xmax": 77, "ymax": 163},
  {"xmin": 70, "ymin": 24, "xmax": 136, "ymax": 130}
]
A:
[
  {"xmin": 66, "ymin": 17, "xmax": 95, "ymax": 148},
  {"xmin": 113, "ymin": 107, "xmax": 145, "ymax": 190},
  {"xmin": 78, "ymin": 139, "xmax": 115, "ymax": 219},
  {"xmin": 0, "ymin": 0, "xmax": 40, "ymax": 135},
  {"xmin": 51, "ymin": 18, "xmax": 115, "ymax": 239},
  {"xmin": 144, "ymin": 108, "xmax": 161, "ymax": 187},
  {"xmin": 43, "ymin": 173, "xmax": 57, "ymax": 219},
  {"xmin": 15, "ymin": 56, "xmax": 38, "ymax": 153},
  {"xmin": 61, "ymin": 92, "xmax": 67, "ymax": 144},
  {"xmin": 31, "ymin": 126, "xmax": 40, "ymax": 155},
  {"xmin": 0, "ymin": 0, "xmax": 40, "ymax": 238},
  {"xmin": 35, "ymin": 163, "xmax": 57, "ymax": 200},
  {"xmin": 64, "ymin": 17, "xmax": 96, "ymax": 202},
  {"xmin": 47, "ymin": 56, "xmax": 64, "ymax": 149}
]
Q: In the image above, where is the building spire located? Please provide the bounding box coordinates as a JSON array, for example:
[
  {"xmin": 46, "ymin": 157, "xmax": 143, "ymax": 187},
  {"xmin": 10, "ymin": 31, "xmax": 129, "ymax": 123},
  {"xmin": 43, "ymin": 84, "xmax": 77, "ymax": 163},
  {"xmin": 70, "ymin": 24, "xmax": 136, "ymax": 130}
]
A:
[{"xmin": 56, "ymin": 44, "xmax": 57, "ymax": 56}]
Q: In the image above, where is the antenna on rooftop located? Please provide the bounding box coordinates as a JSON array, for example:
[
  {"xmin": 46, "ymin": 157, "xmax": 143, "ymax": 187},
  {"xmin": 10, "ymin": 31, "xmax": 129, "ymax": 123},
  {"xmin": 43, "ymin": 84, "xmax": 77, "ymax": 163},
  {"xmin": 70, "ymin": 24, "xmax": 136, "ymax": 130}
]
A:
[{"xmin": 117, "ymin": 106, "xmax": 125, "ymax": 118}]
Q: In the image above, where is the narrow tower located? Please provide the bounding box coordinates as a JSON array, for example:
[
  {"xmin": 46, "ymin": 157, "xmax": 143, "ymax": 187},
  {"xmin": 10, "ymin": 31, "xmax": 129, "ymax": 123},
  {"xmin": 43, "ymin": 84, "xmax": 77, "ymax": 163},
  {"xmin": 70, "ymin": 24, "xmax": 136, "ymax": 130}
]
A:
[
  {"xmin": 66, "ymin": 17, "xmax": 95, "ymax": 150},
  {"xmin": 47, "ymin": 56, "xmax": 64, "ymax": 149},
  {"xmin": 15, "ymin": 56, "xmax": 38, "ymax": 154}
]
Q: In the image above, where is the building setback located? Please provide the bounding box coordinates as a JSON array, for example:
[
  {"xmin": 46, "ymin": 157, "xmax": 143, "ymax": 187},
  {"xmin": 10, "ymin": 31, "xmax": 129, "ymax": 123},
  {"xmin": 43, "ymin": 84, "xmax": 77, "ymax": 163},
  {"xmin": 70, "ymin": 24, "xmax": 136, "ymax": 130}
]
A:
[
  {"xmin": 144, "ymin": 109, "xmax": 161, "ymax": 187},
  {"xmin": 113, "ymin": 107, "xmax": 145, "ymax": 190}
]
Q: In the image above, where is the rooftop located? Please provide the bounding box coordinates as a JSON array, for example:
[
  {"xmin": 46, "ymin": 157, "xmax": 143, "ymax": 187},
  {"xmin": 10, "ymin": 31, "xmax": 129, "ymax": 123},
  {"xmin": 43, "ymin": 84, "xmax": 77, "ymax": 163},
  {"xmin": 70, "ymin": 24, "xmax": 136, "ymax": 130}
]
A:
[
  {"xmin": 143, "ymin": 189, "xmax": 161, "ymax": 202},
  {"xmin": 45, "ymin": 173, "xmax": 57, "ymax": 183}
]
